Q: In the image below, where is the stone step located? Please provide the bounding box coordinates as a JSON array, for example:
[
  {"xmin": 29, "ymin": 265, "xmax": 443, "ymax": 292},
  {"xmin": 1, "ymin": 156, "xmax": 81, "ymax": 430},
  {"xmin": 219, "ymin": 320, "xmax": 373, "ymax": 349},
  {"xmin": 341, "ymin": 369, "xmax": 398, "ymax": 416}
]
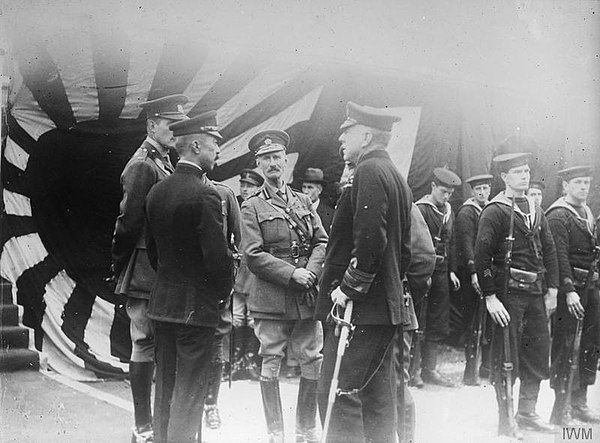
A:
[
  {"xmin": 1, "ymin": 326, "xmax": 30, "ymax": 349},
  {"xmin": 0, "ymin": 304, "xmax": 19, "ymax": 326},
  {"xmin": 0, "ymin": 280, "xmax": 13, "ymax": 305},
  {"xmin": 0, "ymin": 348, "xmax": 39, "ymax": 371}
]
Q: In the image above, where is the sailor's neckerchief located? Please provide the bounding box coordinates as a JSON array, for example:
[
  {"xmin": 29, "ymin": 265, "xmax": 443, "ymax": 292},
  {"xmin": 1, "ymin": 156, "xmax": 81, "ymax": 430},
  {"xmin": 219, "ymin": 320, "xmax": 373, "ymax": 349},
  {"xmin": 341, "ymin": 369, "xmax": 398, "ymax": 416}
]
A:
[
  {"xmin": 546, "ymin": 196, "xmax": 596, "ymax": 237},
  {"xmin": 460, "ymin": 197, "xmax": 485, "ymax": 215},
  {"xmin": 416, "ymin": 194, "xmax": 452, "ymax": 225},
  {"xmin": 489, "ymin": 191, "xmax": 536, "ymax": 230}
]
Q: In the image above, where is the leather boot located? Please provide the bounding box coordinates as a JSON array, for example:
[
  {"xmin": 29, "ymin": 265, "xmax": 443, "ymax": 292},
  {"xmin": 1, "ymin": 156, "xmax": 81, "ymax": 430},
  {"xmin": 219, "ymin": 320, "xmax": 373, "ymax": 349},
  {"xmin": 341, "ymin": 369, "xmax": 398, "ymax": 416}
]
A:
[
  {"xmin": 408, "ymin": 337, "xmax": 424, "ymax": 388},
  {"xmin": 260, "ymin": 378, "xmax": 284, "ymax": 443},
  {"xmin": 204, "ymin": 361, "xmax": 224, "ymax": 429},
  {"xmin": 296, "ymin": 378, "xmax": 319, "ymax": 443},
  {"xmin": 421, "ymin": 342, "xmax": 455, "ymax": 388},
  {"xmin": 129, "ymin": 361, "xmax": 154, "ymax": 441},
  {"xmin": 572, "ymin": 387, "xmax": 600, "ymax": 423},
  {"xmin": 550, "ymin": 391, "xmax": 576, "ymax": 426}
]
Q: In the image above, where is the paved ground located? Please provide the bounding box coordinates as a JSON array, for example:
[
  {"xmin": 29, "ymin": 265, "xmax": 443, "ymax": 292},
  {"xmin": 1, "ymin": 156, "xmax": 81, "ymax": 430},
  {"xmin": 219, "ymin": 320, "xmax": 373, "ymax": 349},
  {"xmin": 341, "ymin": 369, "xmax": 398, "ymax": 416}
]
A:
[{"xmin": 1, "ymin": 346, "xmax": 598, "ymax": 442}]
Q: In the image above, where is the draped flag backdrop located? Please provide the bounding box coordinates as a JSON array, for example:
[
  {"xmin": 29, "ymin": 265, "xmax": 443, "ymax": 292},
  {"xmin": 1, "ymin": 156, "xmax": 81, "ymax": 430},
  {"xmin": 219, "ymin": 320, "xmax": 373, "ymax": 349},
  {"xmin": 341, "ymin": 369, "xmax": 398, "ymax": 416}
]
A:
[{"xmin": 1, "ymin": 23, "xmax": 599, "ymax": 379}]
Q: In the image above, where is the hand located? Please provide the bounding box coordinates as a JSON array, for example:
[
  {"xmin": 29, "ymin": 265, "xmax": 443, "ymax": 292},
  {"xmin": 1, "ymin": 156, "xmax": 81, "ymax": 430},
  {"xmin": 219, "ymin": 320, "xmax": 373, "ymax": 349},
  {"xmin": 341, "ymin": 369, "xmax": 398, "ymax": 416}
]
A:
[
  {"xmin": 450, "ymin": 272, "xmax": 461, "ymax": 291},
  {"xmin": 545, "ymin": 287, "xmax": 558, "ymax": 316},
  {"xmin": 566, "ymin": 291, "xmax": 584, "ymax": 320},
  {"xmin": 470, "ymin": 273, "xmax": 482, "ymax": 296},
  {"xmin": 330, "ymin": 286, "xmax": 349, "ymax": 308},
  {"xmin": 291, "ymin": 268, "xmax": 316, "ymax": 289},
  {"xmin": 485, "ymin": 294, "xmax": 510, "ymax": 327}
]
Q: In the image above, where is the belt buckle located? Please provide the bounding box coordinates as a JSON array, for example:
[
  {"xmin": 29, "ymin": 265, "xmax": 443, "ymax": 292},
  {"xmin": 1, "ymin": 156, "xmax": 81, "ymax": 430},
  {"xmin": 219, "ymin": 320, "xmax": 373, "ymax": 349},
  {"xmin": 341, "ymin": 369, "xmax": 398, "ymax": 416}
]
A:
[{"xmin": 291, "ymin": 242, "xmax": 300, "ymax": 260}]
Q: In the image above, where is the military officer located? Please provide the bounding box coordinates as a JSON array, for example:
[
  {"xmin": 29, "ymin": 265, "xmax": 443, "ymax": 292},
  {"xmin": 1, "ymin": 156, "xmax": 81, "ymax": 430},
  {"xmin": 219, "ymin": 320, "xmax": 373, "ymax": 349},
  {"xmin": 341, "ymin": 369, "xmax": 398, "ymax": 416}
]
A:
[
  {"xmin": 301, "ymin": 168, "xmax": 334, "ymax": 235},
  {"xmin": 200, "ymin": 159, "xmax": 242, "ymax": 430},
  {"xmin": 315, "ymin": 102, "xmax": 411, "ymax": 443},
  {"xmin": 412, "ymin": 167, "xmax": 462, "ymax": 387},
  {"xmin": 475, "ymin": 152, "xmax": 559, "ymax": 438},
  {"xmin": 456, "ymin": 173, "xmax": 493, "ymax": 385},
  {"xmin": 237, "ymin": 168, "xmax": 264, "ymax": 207},
  {"xmin": 241, "ymin": 130, "xmax": 328, "ymax": 443},
  {"xmin": 111, "ymin": 94, "xmax": 188, "ymax": 443},
  {"xmin": 231, "ymin": 168, "xmax": 264, "ymax": 381},
  {"xmin": 546, "ymin": 166, "xmax": 600, "ymax": 425}
]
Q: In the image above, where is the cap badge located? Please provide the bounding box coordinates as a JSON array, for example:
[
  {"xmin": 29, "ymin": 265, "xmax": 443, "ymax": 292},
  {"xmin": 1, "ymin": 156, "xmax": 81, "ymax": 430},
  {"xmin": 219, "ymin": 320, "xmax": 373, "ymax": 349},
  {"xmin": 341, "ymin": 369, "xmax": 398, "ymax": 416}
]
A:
[
  {"xmin": 264, "ymin": 138, "xmax": 272, "ymax": 145},
  {"xmin": 177, "ymin": 105, "xmax": 184, "ymax": 113}
]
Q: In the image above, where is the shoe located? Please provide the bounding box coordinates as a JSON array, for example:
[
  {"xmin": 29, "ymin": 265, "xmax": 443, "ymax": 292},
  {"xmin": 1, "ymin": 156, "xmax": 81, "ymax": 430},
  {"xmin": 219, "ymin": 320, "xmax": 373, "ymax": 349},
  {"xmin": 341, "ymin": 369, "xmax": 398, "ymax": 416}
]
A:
[
  {"xmin": 408, "ymin": 373, "xmax": 424, "ymax": 389},
  {"xmin": 463, "ymin": 373, "xmax": 480, "ymax": 386},
  {"xmin": 515, "ymin": 412, "xmax": 555, "ymax": 433},
  {"xmin": 131, "ymin": 425, "xmax": 154, "ymax": 443},
  {"xmin": 497, "ymin": 424, "xmax": 523, "ymax": 441},
  {"xmin": 421, "ymin": 369, "xmax": 455, "ymax": 388},
  {"xmin": 204, "ymin": 405, "xmax": 222, "ymax": 430},
  {"xmin": 571, "ymin": 405, "xmax": 600, "ymax": 424}
]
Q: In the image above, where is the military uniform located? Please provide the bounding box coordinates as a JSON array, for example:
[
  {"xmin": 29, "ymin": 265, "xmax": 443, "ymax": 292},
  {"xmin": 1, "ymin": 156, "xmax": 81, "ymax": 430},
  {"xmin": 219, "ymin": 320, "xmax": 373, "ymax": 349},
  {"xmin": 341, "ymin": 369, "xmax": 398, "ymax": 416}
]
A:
[
  {"xmin": 202, "ymin": 178, "xmax": 241, "ymax": 429},
  {"xmin": 315, "ymin": 102, "xmax": 411, "ymax": 443},
  {"xmin": 546, "ymin": 167, "xmax": 600, "ymax": 425},
  {"xmin": 412, "ymin": 166, "xmax": 461, "ymax": 387},
  {"xmin": 241, "ymin": 129, "xmax": 327, "ymax": 443},
  {"xmin": 111, "ymin": 94, "xmax": 188, "ymax": 442},
  {"xmin": 475, "ymin": 153, "xmax": 559, "ymax": 436},
  {"xmin": 456, "ymin": 174, "xmax": 493, "ymax": 385}
]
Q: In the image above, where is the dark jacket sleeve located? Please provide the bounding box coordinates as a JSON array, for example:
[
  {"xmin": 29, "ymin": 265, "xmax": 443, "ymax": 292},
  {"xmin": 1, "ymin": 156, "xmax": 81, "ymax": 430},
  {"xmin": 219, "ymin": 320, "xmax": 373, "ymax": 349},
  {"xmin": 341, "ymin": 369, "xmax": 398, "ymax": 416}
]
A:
[
  {"xmin": 547, "ymin": 210, "xmax": 575, "ymax": 293},
  {"xmin": 448, "ymin": 212, "xmax": 457, "ymax": 273},
  {"xmin": 456, "ymin": 207, "xmax": 478, "ymax": 274},
  {"xmin": 112, "ymin": 161, "xmax": 157, "ymax": 275},
  {"xmin": 340, "ymin": 162, "xmax": 389, "ymax": 299},
  {"xmin": 475, "ymin": 206, "xmax": 502, "ymax": 297},
  {"xmin": 540, "ymin": 213, "xmax": 559, "ymax": 289},
  {"xmin": 198, "ymin": 190, "xmax": 234, "ymax": 297}
]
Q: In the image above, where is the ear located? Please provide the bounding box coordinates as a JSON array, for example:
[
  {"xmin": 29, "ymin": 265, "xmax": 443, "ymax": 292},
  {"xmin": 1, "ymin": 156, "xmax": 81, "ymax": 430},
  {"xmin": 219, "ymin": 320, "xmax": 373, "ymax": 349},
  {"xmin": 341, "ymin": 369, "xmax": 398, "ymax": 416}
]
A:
[
  {"xmin": 500, "ymin": 172, "xmax": 508, "ymax": 184},
  {"xmin": 146, "ymin": 119, "xmax": 155, "ymax": 133},
  {"xmin": 561, "ymin": 180, "xmax": 569, "ymax": 194},
  {"xmin": 431, "ymin": 181, "xmax": 437, "ymax": 191}
]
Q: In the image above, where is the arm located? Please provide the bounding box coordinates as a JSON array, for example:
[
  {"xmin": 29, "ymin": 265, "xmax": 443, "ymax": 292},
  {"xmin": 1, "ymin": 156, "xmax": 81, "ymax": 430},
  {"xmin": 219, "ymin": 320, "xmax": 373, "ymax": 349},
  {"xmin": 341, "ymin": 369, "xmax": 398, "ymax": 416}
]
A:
[
  {"xmin": 111, "ymin": 161, "xmax": 157, "ymax": 274},
  {"xmin": 241, "ymin": 200, "xmax": 296, "ymax": 287},
  {"xmin": 540, "ymin": 213, "xmax": 559, "ymax": 289},
  {"xmin": 304, "ymin": 197, "xmax": 328, "ymax": 280},
  {"xmin": 339, "ymin": 162, "xmax": 389, "ymax": 299},
  {"xmin": 197, "ymin": 190, "xmax": 234, "ymax": 294},
  {"xmin": 225, "ymin": 187, "xmax": 242, "ymax": 249}
]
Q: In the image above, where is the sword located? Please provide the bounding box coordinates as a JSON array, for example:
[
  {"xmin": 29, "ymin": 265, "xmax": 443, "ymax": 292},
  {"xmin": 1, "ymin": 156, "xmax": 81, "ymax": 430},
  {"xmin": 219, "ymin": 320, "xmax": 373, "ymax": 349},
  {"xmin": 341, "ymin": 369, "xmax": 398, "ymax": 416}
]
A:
[{"xmin": 322, "ymin": 300, "xmax": 354, "ymax": 443}]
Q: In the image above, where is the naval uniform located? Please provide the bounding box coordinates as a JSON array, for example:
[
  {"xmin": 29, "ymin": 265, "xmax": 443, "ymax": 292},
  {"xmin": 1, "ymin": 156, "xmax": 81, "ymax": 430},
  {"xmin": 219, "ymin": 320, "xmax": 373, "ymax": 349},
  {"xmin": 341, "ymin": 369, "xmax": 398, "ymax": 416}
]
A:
[
  {"xmin": 475, "ymin": 192, "xmax": 559, "ymax": 415},
  {"xmin": 315, "ymin": 150, "xmax": 412, "ymax": 443},
  {"xmin": 416, "ymin": 196, "xmax": 457, "ymax": 342},
  {"xmin": 546, "ymin": 198, "xmax": 600, "ymax": 417}
]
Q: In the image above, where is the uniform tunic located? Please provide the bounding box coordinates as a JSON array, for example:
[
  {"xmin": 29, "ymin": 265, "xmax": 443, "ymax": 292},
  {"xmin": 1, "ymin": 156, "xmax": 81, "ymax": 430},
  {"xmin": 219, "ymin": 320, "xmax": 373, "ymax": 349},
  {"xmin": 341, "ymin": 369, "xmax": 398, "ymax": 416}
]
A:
[
  {"xmin": 315, "ymin": 149, "xmax": 412, "ymax": 443},
  {"xmin": 241, "ymin": 182, "xmax": 327, "ymax": 379},
  {"xmin": 475, "ymin": 192, "xmax": 559, "ymax": 398},
  {"xmin": 112, "ymin": 137, "xmax": 173, "ymax": 362},
  {"xmin": 546, "ymin": 198, "xmax": 600, "ymax": 391},
  {"xmin": 416, "ymin": 196, "xmax": 456, "ymax": 341}
]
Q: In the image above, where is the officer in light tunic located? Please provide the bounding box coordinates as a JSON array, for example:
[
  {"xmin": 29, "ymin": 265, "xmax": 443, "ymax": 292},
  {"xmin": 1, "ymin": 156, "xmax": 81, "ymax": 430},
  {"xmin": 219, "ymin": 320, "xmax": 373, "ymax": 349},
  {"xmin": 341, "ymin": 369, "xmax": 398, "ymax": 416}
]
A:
[{"xmin": 241, "ymin": 130, "xmax": 328, "ymax": 443}]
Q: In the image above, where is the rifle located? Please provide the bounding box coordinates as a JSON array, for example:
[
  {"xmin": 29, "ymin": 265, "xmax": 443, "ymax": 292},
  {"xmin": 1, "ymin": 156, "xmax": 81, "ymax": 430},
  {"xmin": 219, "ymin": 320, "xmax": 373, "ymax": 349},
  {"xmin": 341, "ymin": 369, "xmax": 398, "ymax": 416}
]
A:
[
  {"xmin": 500, "ymin": 194, "xmax": 517, "ymax": 432},
  {"xmin": 562, "ymin": 243, "xmax": 600, "ymax": 401},
  {"xmin": 322, "ymin": 300, "xmax": 354, "ymax": 443},
  {"xmin": 465, "ymin": 291, "xmax": 486, "ymax": 381},
  {"xmin": 408, "ymin": 290, "xmax": 428, "ymax": 386}
]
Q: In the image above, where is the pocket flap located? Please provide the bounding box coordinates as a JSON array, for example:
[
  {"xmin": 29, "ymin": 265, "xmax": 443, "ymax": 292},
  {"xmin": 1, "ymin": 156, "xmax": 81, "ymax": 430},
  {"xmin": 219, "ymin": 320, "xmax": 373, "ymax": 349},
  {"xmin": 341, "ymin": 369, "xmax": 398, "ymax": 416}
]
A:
[
  {"xmin": 509, "ymin": 267, "xmax": 538, "ymax": 283},
  {"xmin": 257, "ymin": 211, "xmax": 285, "ymax": 223}
]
